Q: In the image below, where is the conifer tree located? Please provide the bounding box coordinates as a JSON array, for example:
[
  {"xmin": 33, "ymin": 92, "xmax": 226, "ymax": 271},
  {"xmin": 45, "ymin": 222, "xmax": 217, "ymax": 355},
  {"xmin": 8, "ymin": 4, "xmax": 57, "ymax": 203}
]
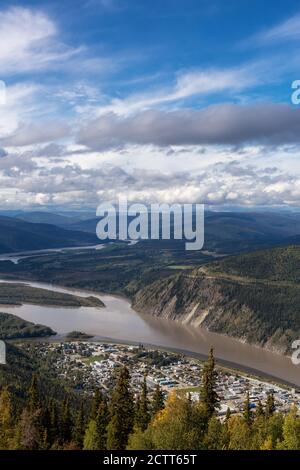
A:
[
  {"xmin": 73, "ymin": 402, "xmax": 85, "ymax": 449},
  {"xmin": 48, "ymin": 400, "xmax": 59, "ymax": 447},
  {"xmin": 152, "ymin": 384, "xmax": 164, "ymax": 416},
  {"xmin": 41, "ymin": 428, "xmax": 49, "ymax": 450},
  {"xmin": 60, "ymin": 399, "xmax": 72, "ymax": 443},
  {"xmin": 256, "ymin": 400, "xmax": 264, "ymax": 418},
  {"xmin": 0, "ymin": 388, "xmax": 13, "ymax": 449},
  {"xmin": 28, "ymin": 374, "xmax": 40, "ymax": 412},
  {"xmin": 95, "ymin": 395, "xmax": 109, "ymax": 450},
  {"xmin": 134, "ymin": 395, "xmax": 141, "ymax": 426},
  {"xmin": 40, "ymin": 402, "xmax": 51, "ymax": 448},
  {"xmin": 135, "ymin": 376, "xmax": 150, "ymax": 431},
  {"xmin": 225, "ymin": 407, "xmax": 231, "ymax": 423},
  {"xmin": 106, "ymin": 366, "xmax": 134, "ymax": 450},
  {"xmin": 200, "ymin": 347, "xmax": 219, "ymax": 419},
  {"xmin": 243, "ymin": 391, "xmax": 253, "ymax": 426},
  {"xmin": 266, "ymin": 393, "xmax": 275, "ymax": 417},
  {"xmin": 83, "ymin": 420, "xmax": 99, "ymax": 450},
  {"xmin": 91, "ymin": 389, "xmax": 102, "ymax": 420},
  {"xmin": 222, "ymin": 407, "xmax": 231, "ymax": 449}
]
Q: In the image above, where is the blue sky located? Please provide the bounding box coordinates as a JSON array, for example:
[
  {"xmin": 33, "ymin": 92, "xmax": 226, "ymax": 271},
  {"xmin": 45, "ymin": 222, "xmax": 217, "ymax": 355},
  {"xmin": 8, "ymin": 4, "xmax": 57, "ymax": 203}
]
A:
[
  {"xmin": 4, "ymin": 0, "xmax": 300, "ymax": 104},
  {"xmin": 1, "ymin": 0, "xmax": 300, "ymax": 209}
]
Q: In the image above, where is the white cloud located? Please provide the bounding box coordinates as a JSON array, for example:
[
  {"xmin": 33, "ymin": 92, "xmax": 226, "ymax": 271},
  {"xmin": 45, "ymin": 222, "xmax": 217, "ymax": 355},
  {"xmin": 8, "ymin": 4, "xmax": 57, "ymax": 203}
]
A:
[
  {"xmin": 77, "ymin": 103, "xmax": 300, "ymax": 150},
  {"xmin": 0, "ymin": 142, "xmax": 299, "ymax": 209},
  {"xmin": 0, "ymin": 6, "xmax": 81, "ymax": 75},
  {"xmin": 0, "ymin": 82, "xmax": 42, "ymax": 139},
  {"xmin": 0, "ymin": 81, "xmax": 72, "ymax": 146},
  {"xmin": 0, "ymin": 6, "xmax": 299, "ymax": 209},
  {"xmin": 1, "ymin": 121, "xmax": 70, "ymax": 147},
  {"xmin": 91, "ymin": 65, "xmax": 260, "ymax": 117},
  {"xmin": 250, "ymin": 12, "xmax": 300, "ymax": 45}
]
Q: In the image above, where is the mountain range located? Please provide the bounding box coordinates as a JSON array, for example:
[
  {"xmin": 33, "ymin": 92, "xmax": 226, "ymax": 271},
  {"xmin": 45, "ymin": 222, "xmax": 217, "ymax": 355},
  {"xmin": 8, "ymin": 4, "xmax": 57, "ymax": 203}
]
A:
[{"xmin": 4, "ymin": 209, "xmax": 300, "ymax": 255}]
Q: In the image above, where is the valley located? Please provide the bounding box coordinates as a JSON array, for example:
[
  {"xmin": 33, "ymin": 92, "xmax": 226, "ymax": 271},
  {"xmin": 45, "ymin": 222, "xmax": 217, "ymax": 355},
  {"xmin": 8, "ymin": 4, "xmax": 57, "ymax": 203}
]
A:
[{"xmin": 0, "ymin": 238, "xmax": 299, "ymax": 357}]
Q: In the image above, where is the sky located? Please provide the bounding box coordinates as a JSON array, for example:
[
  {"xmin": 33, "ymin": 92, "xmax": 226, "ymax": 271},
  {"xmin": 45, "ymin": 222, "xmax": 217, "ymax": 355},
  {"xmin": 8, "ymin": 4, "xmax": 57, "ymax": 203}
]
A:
[{"xmin": 1, "ymin": 0, "xmax": 300, "ymax": 210}]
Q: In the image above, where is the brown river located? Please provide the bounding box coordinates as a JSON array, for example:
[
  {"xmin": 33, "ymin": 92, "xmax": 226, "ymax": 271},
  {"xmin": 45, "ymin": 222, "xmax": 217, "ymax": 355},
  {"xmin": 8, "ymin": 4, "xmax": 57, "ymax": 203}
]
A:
[{"xmin": 1, "ymin": 278, "xmax": 300, "ymax": 387}]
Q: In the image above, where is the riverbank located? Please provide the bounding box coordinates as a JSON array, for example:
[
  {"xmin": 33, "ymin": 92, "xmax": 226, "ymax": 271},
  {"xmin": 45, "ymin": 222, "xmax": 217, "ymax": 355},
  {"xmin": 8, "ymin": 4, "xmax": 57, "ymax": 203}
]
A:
[{"xmin": 1, "ymin": 278, "xmax": 300, "ymax": 387}]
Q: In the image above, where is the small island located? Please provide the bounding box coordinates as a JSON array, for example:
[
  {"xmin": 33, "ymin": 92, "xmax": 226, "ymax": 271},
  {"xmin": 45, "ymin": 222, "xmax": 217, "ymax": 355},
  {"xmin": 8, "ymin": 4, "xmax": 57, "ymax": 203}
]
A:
[
  {"xmin": 0, "ymin": 283, "xmax": 104, "ymax": 308},
  {"xmin": 65, "ymin": 331, "xmax": 94, "ymax": 340}
]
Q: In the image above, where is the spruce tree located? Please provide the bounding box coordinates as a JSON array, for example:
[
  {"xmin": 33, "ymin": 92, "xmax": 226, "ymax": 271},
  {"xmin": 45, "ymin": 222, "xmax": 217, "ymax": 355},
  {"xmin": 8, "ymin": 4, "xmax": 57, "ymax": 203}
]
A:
[
  {"xmin": 106, "ymin": 366, "xmax": 134, "ymax": 450},
  {"xmin": 0, "ymin": 388, "xmax": 13, "ymax": 449},
  {"xmin": 48, "ymin": 400, "xmax": 59, "ymax": 447},
  {"xmin": 95, "ymin": 396, "xmax": 109, "ymax": 450},
  {"xmin": 73, "ymin": 402, "xmax": 85, "ymax": 449},
  {"xmin": 41, "ymin": 428, "xmax": 49, "ymax": 450},
  {"xmin": 266, "ymin": 393, "xmax": 275, "ymax": 417},
  {"xmin": 40, "ymin": 402, "xmax": 51, "ymax": 448},
  {"xmin": 200, "ymin": 347, "xmax": 219, "ymax": 419},
  {"xmin": 256, "ymin": 400, "xmax": 264, "ymax": 418},
  {"xmin": 243, "ymin": 391, "xmax": 253, "ymax": 426},
  {"xmin": 83, "ymin": 397, "xmax": 109, "ymax": 451},
  {"xmin": 152, "ymin": 384, "xmax": 164, "ymax": 416},
  {"xmin": 60, "ymin": 399, "xmax": 72, "ymax": 443},
  {"xmin": 28, "ymin": 375, "xmax": 40, "ymax": 412},
  {"xmin": 91, "ymin": 389, "xmax": 102, "ymax": 420},
  {"xmin": 83, "ymin": 420, "xmax": 99, "ymax": 450},
  {"xmin": 135, "ymin": 376, "xmax": 150, "ymax": 431},
  {"xmin": 225, "ymin": 407, "xmax": 231, "ymax": 423},
  {"xmin": 134, "ymin": 395, "xmax": 141, "ymax": 426}
]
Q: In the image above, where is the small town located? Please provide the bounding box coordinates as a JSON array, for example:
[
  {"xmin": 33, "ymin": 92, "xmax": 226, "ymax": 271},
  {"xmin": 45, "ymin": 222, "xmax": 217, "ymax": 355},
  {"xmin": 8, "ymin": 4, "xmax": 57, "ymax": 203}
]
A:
[{"xmin": 20, "ymin": 340, "xmax": 300, "ymax": 416}]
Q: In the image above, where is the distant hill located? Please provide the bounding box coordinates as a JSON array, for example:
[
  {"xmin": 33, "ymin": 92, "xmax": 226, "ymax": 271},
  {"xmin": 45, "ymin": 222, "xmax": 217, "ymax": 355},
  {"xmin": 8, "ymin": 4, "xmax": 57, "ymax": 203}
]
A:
[
  {"xmin": 9, "ymin": 210, "xmax": 300, "ymax": 254},
  {"xmin": 204, "ymin": 211, "xmax": 300, "ymax": 253},
  {"xmin": 132, "ymin": 245, "xmax": 300, "ymax": 355},
  {"xmin": 14, "ymin": 211, "xmax": 78, "ymax": 227},
  {"xmin": 0, "ymin": 215, "xmax": 99, "ymax": 254},
  {"xmin": 68, "ymin": 217, "xmax": 99, "ymax": 233},
  {"xmin": 68, "ymin": 210, "xmax": 300, "ymax": 253}
]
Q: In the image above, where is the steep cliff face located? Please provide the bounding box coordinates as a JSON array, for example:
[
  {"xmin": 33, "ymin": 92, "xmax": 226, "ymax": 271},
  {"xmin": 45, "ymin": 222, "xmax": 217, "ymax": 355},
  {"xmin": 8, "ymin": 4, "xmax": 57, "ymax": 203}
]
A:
[
  {"xmin": 132, "ymin": 247, "xmax": 300, "ymax": 355},
  {"xmin": 132, "ymin": 272, "xmax": 221, "ymax": 325}
]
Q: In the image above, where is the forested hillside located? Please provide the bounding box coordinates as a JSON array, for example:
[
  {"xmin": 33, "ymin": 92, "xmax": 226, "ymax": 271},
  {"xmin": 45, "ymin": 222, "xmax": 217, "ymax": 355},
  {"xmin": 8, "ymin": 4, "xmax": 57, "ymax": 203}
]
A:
[{"xmin": 132, "ymin": 246, "xmax": 300, "ymax": 354}]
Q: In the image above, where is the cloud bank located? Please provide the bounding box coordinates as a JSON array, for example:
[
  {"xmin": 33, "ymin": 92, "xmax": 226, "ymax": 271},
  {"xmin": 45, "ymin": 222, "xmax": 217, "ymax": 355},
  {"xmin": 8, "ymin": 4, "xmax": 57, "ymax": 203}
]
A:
[{"xmin": 78, "ymin": 104, "xmax": 300, "ymax": 150}]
